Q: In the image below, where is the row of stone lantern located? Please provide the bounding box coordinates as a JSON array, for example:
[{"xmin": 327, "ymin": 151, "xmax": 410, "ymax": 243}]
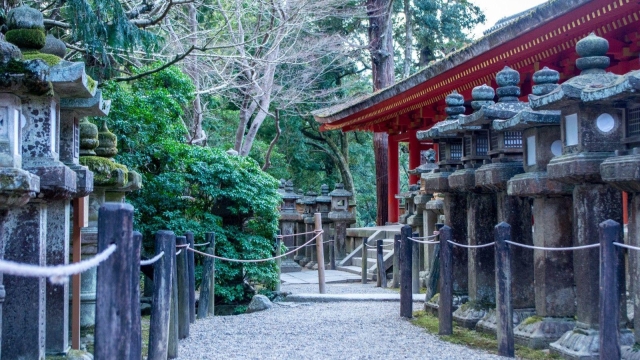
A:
[
  {"xmin": 0, "ymin": 5, "xmax": 140, "ymax": 358},
  {"xmin": 413, "ymin": 32, "xmax": 639, "ymax": 358},
  {"xmin": 277, "ymin": 180, "xmax": 355, "ymax": 272}
]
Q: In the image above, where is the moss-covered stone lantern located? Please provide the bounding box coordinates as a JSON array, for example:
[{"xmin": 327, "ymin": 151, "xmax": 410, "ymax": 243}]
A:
[
  {"xmin": 328, "ymin": 183, "xmax": 355, "ymax": 263},
  {"xmin": 300, "ymin": 191, "xmax": 318, "ymax": 267},
  {"xmin": 278, "ymin": 180, "xmax": 302, "ymax": 272}
]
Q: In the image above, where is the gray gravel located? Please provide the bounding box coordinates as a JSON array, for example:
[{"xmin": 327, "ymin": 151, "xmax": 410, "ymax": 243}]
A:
[{"xmin": 177, "ymin": 283, "xmax": 503, "ymax": 359}]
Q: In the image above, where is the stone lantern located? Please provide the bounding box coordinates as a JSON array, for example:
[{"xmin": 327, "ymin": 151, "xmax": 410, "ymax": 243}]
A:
[
  {"xmin": 409, "ymin": 150, "xmax": 438, "ymax": 277},
  {"xmin": 306, "ymin": 184, "xmax": 331, "ymax": 269},
  {"xmin": 328, "ymin": 183, "xmax": 355, "ymax": 264},
  {"xmin": 278, "ymin": 180, "xmax": 303, "ymax": 272},
  {"xmin": 497, "ymin": 66, "xmax": 576, "ymax": 348},
  {"xmin": 529, "ymin": 33, "xmax": 632, "ymax": 358},
  {"xmin": 592, "ymin": 65, "xmax": 640, "ymax": 357},
  {"xmin": 456, "ymin": 67, "xmax": 535, "ymax": 333},
  {"xmin": 294, "ymin": 188, "xmax": 306, "ymax": 264},
  {"xmin": 417, "ymin": 91, "xmax": 469, "ymax": 313},
  {"xmin": 300, "ymin": 191, "xmax": 318, "ymax": 267}
]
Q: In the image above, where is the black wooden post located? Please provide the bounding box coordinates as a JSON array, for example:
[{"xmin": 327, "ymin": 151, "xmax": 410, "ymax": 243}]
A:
[
  {"xmin": 207, "ymin": 233, "xmax": 216, "ymax": 316},
  {"xmin": 176, "ymin": 236, "xmax": 189, "ymax": 340},
  {"xmin": 400, "ymin": 225, "xmax": 413, "ymax": 318},
  {"xmin": 168, "ymin": 241, "xmax": 179, "ymax": 359},
  {"xmin": 185, "ymin": 231, "xmax": 196, "ymax": 324},
  {"xmin": 148, "ymin": 231, "xmax": 175, "ymax": 360},
  {"xmin": 197, "ymin": 233, "xmax": 215, "ymax": 319},
  {"xmin": 495, "ymin": 222, "xmax": 514, "ymax": 357},
  {"xmin": 94, "ymin": 203, "xmax": 134, "ymax": 360},
  {"xmin": 275, "ymin": 230, "xmax": 281, "ymax": 292},
  {"xmin": 377, "ymin": 239, "xmax": 387, "ymax": 288},
  {"xmin": 361, "ymin": 237, "xmax": 368, "ymax": 284},
  {"xmin": 425, "ymin": 224, "xmax": 443, "ymax": 302},
  {"xmin": 438, "ymin": 225, "xmax": 453, "ymax": 335},
  {"xmin": 330, "ymin": 237, "xmax": 336, "ymax": 270},
  {"xmin": 599, "ymin": 219, "xmax": 621, "ymax": 360},
  {"xmin": 392, "ymin": 234, "xmax": 400, "ymax": 288},
  {"xmin": 131, "ymin": 231, "xmax": 142, "ymax": 360}
]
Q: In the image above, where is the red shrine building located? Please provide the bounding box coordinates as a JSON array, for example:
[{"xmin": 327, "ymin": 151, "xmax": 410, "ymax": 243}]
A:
[{"xmin": 313, "ymin": 0, "xmax": 640, "ymax": 223}]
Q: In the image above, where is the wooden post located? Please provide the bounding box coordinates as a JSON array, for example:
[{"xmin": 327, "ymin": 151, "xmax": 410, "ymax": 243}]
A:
[
  {"xmin": 207, "ymin": 233, "xmax": 216, "ymax": 316},
  {"xmin": 599, "ymin": 219, "xmax": 621, "ymax": 360},
  {"xmin": 438, "ymin": 225, "xmax": 453, "ymax": 335},
  {"xmin": 275, "ymin": 231, "xmax": 281, "ymax": 292},
  {"xmin": 94, "ymin": 203, "xmax": 134, "ymax": 360},
  {"xmin": 315, "ymin": 213, "xmax": 326, "ymax": 294},
  {"xmin": 175, "ymin": 236, "xmax": 189, "ymax": 340},
  {"xmin": 361, "ymin": 237, "xmax": 368, "ymax": 284},
  {"xmin": 185, "ymin": 231, "xmax": 196, "ymax": 324},
  {"xmin": 412, "ymin": 232, "xmax": 420, "ymax": 294},
  {"xmin": 131, "ymin": 231, "xmax": 143, "ymax": 360},
  {"xmin": 329, "ymin": 237, "xmax": 336, "ymax": 270},
  {"xmin": 168, "ymin": 241, "xmax": 179, "ymax": 359},
  {"xmin": 392, "ymin": 234, "xmax": 400, "ymax": 288},
  {"xmin": 400, "ymin": 225, "xmax": 413, "ymax": 318},
  {"xmin": 71, "ymin": 196, "xmax": 87, "ymax": 350},
  {"xmin": 425, "ymin": 223, "xmax": 443, "ymax": 303},
  {"xmin": 148, "ymin": 231, "xmax": 175, "ymax": 360},
  {"xmin": 377, "ymin": 239, "xmax": 387, "ymax": 288},
  {"xmin": 494, "ymin": 222, "xmax": 514, "ymax": 357},
  {"xmin": 197, "ymin": 233, "xmax": 214, "ymax": 320}
]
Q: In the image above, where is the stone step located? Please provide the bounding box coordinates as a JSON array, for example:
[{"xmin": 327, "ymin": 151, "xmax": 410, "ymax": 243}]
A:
[{"xmin": 353, "ymin": 251, "xmax": 392, "ymax": 267}]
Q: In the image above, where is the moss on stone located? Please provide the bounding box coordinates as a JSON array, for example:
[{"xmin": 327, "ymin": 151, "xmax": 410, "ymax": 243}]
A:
[
  {"xmin": 429, "ymin": 293, "xmax": 440, "ymax": 303},
  {"xmin": 80, "ymin": 156, "xmax": 128, "ymax": 186},
  {"xmin": 87, "ymin": 75, "xmax": 97, "ymax": 92},
  {"xmin": 5, "ymin": 28, "xmax": 46, "ymax": 49},
  {"xmin": 521, "ymin": 315, "xmax": 543, "ymax": 326},
  {"xmin": 22, "ymin": 50, "xmax": 61, "ymax": 66},
  {"xmin": 458, "ymin": 299, "xmax": 493, "ymax": 312}
]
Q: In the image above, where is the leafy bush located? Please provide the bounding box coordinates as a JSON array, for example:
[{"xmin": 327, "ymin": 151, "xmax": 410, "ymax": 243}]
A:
[{"xmin": 100, "ymin": 66, "xmax": 281, "ymax": 304}]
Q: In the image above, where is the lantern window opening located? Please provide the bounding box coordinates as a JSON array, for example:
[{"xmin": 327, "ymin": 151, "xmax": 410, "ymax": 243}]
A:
[
  {"xmin": 476, "ymin": 135, "xmax": 489, "ymax": 156},
  {"xmin": 504, "ymin": 131, "xmax": 522, "ymax": 148},
  {"xmin": 450, "ymin": 140, "xmax": 463, "ymax": 160},
  {"xmin": 565, "ymin": 113, "xmax": 579, "ymax": 146},
  {"xmin": 626, "ymin": 107, "xmax": 640, "ymax": 137},
  {"xmin": 490, "ymin": 131, "xmax": 499, "ymax": 150},
  {"xmin": 464, "ymin": 136, "xmax": 471, "ymax": 157},
  {"xmin": 439, "ymin": 144, "xmax": 446, "ymax": 161},
  {"xmin": 526, "ymin": 136, "xmax": 536, "ymax": 166}
]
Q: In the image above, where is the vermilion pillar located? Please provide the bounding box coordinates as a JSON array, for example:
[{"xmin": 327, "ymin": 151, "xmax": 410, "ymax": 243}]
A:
[
  {"xmin": 388, "ymin": 137, "xmax": 399, "ymax": 223},
  {"xmin": 409, "ymin": 130, "xmax": 421, "ymax": 185}
]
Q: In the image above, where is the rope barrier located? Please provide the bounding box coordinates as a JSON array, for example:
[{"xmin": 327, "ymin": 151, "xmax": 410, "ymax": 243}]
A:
[
  {"xmin": 188, "ymin": 230, "xmax": 324, "ymax": 263},
  {"xmin": 140, "ymin": 251, "xmax": 165, "ymax": 266},
  {"xmin": 176, "ymin": 244, "xmax": 190, "ymax": 248},
  {"xmin": 0, "ymin": 244, "xmax": 117, "ymax": 284},
  {"xmin": 613, "ymin": 242, "xmax": 640, "ymax": 251},
  {"xmin": 364, "ymin": 243, "xmax": 393, "ymax": 248},
  {"xmin": 407, "ymin": 237, "xmax": 440, "ymax": 245},
  {"xmin": 276, "ymin": 230, "xmax": 321, "ymax": 239},
  {"xmin": 193, "ymin": 242, "xmax": 210, "ymax": 247},
  {"xmin": 447, "ymin": 240, "xmax": 496, "ymax": 249},
  {"xmin": 176, "ymin": 249, "xmax": 182, "ymax": 256},
  {"xmin": 408, "ymin": 234, "xmax": 439, "ymax": 240},
  {"xmin": 505, "ymin": 240, "xmax": 600, "ymax": 251}
]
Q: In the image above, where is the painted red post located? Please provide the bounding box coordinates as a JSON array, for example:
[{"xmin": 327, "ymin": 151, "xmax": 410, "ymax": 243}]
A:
[{"xmin": 388, "ymin": 137, "xmax": 399, "ymax": 224}]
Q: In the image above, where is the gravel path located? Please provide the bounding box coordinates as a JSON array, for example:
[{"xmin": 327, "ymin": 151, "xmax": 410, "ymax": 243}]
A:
[{"xmin": 177, "ymin": 283, "xmax": 503, "ymax": 359}]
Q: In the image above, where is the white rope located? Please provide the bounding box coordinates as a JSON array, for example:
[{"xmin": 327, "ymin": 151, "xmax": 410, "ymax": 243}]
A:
[
  {"xmin": 0, "ymin": 244, "xmax": 117, "ymax": 284},
  {"xmin": 277, "ymin": 230, "xmax": 320, "ymax": 239},
  {"xmin": 140, "ymin": 251, "xmax": 165, "ymax": 266},
  {"xmin": 176, "ymin": 249, "xmax": 182, "ymax": 256},
  {"xmin": 408, "ymin": 234, "xmax": 439, "ymax": 240},
  {"xmin": 505, "ymin": 240, "xmax": 600, "ymax": 251},
  {"xmin": 614, "ymin": 242, "xmax": 640, "ymax": 251},
  {"xmin": 193, "ymin": 242, "xmax": 210, "ymax": 247},
  {"xmin": 189, "ymin": 230, "xmax": 324, "ymax": 263},
  {"xmin": 176, "ymin": 244, "xmax": 189, "ymax": 248},
  {"xmin": 364, "ymin": 243, "xmax": 393, "ymax": 248},
  {"xmin": 447, "ymin": 240, "xmax": 496, "ymax": 249},
  {"xmin": 407, "ymin": 237, "xmax": 440, "ymax": 245}
]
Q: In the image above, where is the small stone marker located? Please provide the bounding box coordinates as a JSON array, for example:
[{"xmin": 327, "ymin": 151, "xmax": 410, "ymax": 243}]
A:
[{"xmin": 246, "ymin": 295, "xmax": 273, "ymax": 313}]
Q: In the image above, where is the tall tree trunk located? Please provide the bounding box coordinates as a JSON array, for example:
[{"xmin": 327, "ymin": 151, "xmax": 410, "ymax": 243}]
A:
[
  {"xmin": 189, "ymin": 4, "xmax": 206, "ymax": 145},
  {"xmin": 403, "ymin": 0, "xmax": 412, "ymax": 79},
  {"xmin": 366, "ymin": 0, "xmax": 394, "ymax": 225}
]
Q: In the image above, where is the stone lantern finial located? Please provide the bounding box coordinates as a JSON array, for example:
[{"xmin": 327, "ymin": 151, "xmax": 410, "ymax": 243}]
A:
[
  {"xmin": 471, "ymin": 84, "xmax": 495, "ymax": 111},
  {"xmin": 320, "ymin": 184, "xmax": 329, "ymax": 196},
  {"xmin": 495, "ymin": 66, "xmax": 520, "ymax": 102},
  {"xmin": 532, "ymin": 67, "xmax": 560, "ymax": 96},
  {"xmin": 95, "ymin": 120, "xmax": 118, "ymax": 158},
  {"xmin": 284, "ymin": 180, "xmax": 294, "ymax": 193},
  {"xmin": 5, "ymin": 6, "xmax": 46, "ymax": 51},
  {"xmin": 575, "ymin": 32, "xmax": 609, "ymax": 75},
  {"xmin": 445, "ymin": 91, "xmax": 465, "ymax": 120},
  {"xmin": 79, "ymin": 119, "xmax": 99, "ymax": 156}
]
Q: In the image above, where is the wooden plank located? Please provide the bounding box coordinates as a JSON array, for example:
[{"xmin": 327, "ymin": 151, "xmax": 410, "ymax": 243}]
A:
[
  {"xmin": 362, "ymin": 237, "xmax": 369, "ymax": 284},
  {"xmin": 185, "ymin": 231, "xmax": 196, "ymax": 324},
  {"xmin": 494, "ymin": 222, "xmax": 514, "ymax": 357},
  {"xmin": 147, "ymin": 231, "xmax": 176, "ymax": 360},
  {"xmin": 131, "ymin": 231, "xmax": 142, "ymax": 360},
  {"xmin": 315, "ymin": 213, "xmax": 326, "ymax": 294},
  {"xmin": 377, "ymin": 239, "xmax": 387, "ymax": 288}
]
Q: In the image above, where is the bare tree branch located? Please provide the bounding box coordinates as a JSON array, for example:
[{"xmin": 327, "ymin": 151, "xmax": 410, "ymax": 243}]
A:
[{"xmin": 262, "ymin": 109, "xmax": 281, "ymax": 171}]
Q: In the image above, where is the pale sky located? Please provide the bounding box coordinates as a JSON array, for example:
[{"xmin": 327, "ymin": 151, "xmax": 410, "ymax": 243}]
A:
[{"xmin": 472, "ymin": 0, "xmax": 551, "ymax": 38}]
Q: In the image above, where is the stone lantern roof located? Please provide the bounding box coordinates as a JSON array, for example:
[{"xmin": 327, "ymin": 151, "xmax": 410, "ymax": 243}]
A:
[
  {"xmin": 417, "ymin": 91, "xmax": 465, "ymax": 141},
  {"xmin": 328, "ymin": 183, "xmax": 352, "ymax": 198},
  {"xmin": 530, "ymin": 33, "xmax": 624, "ymax": 109},
  {"xmin": 280, "ymin": 180, "xmax": 301, "ymax": 201},
  {"xmin": 315, "ymin": 184, "xmax": 331, "ymax": 204}
]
